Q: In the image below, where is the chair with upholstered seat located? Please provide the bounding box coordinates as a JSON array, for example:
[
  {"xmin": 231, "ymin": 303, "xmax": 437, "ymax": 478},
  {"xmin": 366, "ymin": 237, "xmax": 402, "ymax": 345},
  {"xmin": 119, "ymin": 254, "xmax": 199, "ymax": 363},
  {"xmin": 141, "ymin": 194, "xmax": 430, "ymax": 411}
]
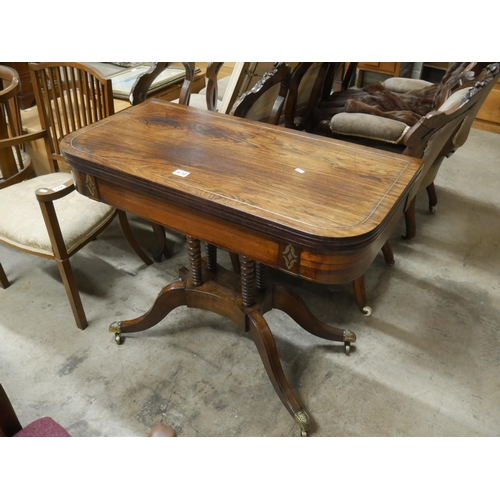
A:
[
  {"xmin": 0, "ymin": 382, "xmax": 177, "ymax": 437},
  {"xmin": 310, "ymin": 62, "xmax": 500, "ymax": 239},
  {"xmin": 131, "ymin": 62, "xmax": 225, "ymax": 112},
  {"xmin": 0, "ymin": 63, "xmax": 153, "ymax": 330},
  {"xmin": 0, "ymin": 383, "xmax": 70, "ymax": 437}
]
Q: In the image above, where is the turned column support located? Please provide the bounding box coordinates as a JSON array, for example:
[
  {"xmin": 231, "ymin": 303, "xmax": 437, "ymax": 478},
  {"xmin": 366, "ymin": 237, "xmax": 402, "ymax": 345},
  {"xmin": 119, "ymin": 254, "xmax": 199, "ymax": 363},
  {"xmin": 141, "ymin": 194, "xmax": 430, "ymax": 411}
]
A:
[
  {"xmin": 187, "ymin": 236, "xmax": 202, "ymax": 286},
  {"xmin": 240, "ymin": 256, "xmax": 255, "ymax": 308}
]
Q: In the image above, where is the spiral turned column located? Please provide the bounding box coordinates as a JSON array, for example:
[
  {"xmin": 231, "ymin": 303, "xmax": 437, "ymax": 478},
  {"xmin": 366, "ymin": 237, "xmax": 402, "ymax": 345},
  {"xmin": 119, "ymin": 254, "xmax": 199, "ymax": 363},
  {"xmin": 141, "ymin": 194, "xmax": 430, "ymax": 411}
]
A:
[
  {"xmin": 205, "ymin": 243, "xmax": 218, "ymax": 272},
  {"xmin": 240, "ymin": 255, "xmax": 255, "ymax": 308},
  {"xmin": 187, "ymin": 236, "xmax": 203, "ymax": 287},
  {"xmin": 255, "ymin": 262, "xmax": 268, "ymax": 291}
]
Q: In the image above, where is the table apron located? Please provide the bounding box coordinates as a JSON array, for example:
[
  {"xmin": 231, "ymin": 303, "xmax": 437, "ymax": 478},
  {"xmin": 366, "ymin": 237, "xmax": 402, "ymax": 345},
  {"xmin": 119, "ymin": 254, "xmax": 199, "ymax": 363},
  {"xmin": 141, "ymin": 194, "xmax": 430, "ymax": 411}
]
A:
[{"xmin": 73, "ymin": 170, "xmax": 406, "ymax": 285}]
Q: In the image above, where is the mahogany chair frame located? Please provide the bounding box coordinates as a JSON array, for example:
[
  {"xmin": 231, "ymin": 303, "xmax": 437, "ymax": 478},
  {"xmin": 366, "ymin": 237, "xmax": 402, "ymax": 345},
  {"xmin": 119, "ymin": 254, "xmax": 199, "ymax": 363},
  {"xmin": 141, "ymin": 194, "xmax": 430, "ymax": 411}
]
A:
[{"xmin": 231, "ymin": 62, "xmax": 292, "ymax": 124}]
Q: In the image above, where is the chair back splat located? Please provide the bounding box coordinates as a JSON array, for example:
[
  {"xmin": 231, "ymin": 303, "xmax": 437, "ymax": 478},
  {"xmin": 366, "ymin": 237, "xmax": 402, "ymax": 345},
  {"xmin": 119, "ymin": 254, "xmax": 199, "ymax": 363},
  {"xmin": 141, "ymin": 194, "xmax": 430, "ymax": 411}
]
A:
[
  {"xmin": 1, "ymin": 65, "xmax": 45, "ymax": 189},
  {"xmin": 29, "ymin": 62, "xmax": 115, "ymax": 172},
  {"xmin": 230, "ymin": 62, "xmax": 291, "ymax": 125}
]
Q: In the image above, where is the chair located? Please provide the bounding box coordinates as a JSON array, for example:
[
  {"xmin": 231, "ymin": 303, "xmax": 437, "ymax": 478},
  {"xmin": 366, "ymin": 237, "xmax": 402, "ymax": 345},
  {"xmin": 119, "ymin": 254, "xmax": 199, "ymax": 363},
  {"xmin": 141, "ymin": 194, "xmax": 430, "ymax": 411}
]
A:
[
  {"xmin": 231, "ymin": 62, "xmax": 291, "ymax": 124},
  {"xmin": 0, "ymin": 63, "xmax": 152, "ymax": 330},
  {"xmin": 0, "ymin": 383, "xmax": 70, "ymax": 437},
  {"xmin": 283, "ymin": 62, "xmax": 358, "ymax": 133},
  {"xmin": 131, "ymin": 62, "xmax": 226, "ymax": 112},
  {"xmin": 310, "ymin": 62, "xmax": 500, "ymax": 239},
  {"xmin": 0, "ymin": 382, "xmax": 177, "ymax": 437}
]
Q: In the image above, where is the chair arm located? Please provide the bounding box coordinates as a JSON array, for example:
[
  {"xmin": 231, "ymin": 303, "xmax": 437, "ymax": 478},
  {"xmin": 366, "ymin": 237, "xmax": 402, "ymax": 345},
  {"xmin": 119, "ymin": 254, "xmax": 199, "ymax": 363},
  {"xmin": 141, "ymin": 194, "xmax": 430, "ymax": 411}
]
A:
[
  {"xmin": 0, "ymin": 130, "xmax": 46, "ymax": 149},
  {"xmin": 383, "ymin": 77, "xmax": 434, "ymax": 94},
  {"xmin": 330, "ymin": 112, "xmax": 410, "ymax": 144},
  {"xmin": 35, "ymin": 178, "xmax": 76, "ymax": 202}
]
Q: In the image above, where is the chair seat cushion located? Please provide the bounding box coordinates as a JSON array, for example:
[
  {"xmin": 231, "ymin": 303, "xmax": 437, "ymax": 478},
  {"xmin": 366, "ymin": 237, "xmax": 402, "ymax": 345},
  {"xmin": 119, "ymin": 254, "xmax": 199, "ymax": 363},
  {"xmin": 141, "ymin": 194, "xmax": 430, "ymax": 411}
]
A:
[
  {"xmin": 14, "ymin": 416, "xmax": 70, "ymax": 437},
  {"xmin": 0, "ymin": 172, "xmax": 116, "ymax": 257},
  {"xmin": 330, "ymin": 113, "xmax": 410, "ymax": 144}
]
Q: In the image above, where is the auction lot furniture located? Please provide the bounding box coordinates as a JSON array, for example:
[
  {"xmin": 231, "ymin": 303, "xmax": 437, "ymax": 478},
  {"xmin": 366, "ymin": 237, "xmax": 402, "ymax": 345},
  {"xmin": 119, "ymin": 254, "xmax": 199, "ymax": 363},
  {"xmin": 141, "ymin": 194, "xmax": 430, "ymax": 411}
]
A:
[{"xmin": 61, "ymin": 100, "xmax": 422, "ymax": 436}]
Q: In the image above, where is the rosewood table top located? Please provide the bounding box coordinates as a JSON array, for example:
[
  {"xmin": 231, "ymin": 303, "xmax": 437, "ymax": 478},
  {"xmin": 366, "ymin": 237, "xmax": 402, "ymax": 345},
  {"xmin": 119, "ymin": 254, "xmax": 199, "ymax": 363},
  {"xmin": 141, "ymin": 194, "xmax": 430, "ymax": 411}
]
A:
[{"xmin": 62, "ymin": 99, "xmax": 422, "ymax": 285}]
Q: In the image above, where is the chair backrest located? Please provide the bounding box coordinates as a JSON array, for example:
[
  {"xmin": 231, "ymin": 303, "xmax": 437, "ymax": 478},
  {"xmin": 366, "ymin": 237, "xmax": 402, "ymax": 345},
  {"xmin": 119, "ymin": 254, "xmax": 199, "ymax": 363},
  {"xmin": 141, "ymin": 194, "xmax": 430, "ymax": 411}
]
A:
[
  {"xmin": 29, "ymin": 62, "xmax": 115, "ymax": 172},
  {"xmin": 1, "ymin": 65, "xmax": 46, "ymax": 189},
  {"xmin": 130, "ymin": 62, "xmax": 196, "ymax": 106},
  {"xmin": 203, "ymin": 62, "xmax": 224, "ymax": 111},
  {"xmin": 404, "ymin": 62, "xmax": 500, "ymax": 159},
  {"xmin": 403, "ymin": 62, "xmax": 500, "ymax": 200},
  {"xmin": 1, "ymin": 66, "xmax": 31, "ymax": 187},
  {"xmin": 284, "ymin": 62, "xmax": 327, "ymax": 130},
  {"xmin": 230, "ymin": 62, "xmax": 292, "ymax": 124}
]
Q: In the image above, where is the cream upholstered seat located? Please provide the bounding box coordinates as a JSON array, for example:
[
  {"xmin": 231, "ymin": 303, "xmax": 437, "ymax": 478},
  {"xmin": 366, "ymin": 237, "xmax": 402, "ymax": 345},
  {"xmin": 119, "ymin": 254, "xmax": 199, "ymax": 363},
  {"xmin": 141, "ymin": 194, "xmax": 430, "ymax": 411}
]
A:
[
  {"xmin": 329, "ymin": 86, "xmax": 471, "ymax": 146},
  {"xmin": 0, "ymin": 172, "xmax": 114, "ymax": 256}
]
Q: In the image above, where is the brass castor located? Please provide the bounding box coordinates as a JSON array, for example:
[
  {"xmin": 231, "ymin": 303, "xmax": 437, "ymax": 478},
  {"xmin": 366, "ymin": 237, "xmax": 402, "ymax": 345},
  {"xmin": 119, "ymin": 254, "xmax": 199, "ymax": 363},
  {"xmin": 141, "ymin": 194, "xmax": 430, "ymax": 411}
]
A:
[{"xmin": 110, "ymin": 322, "xmax": 124, "ymax": 345}]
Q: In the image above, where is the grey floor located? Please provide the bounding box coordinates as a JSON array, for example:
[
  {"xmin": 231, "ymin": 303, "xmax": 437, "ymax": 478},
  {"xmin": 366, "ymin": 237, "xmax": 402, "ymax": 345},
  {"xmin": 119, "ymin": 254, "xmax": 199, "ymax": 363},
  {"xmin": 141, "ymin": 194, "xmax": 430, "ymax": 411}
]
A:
[{"xmin": 1, "ymin": 127, "xmax": 499, "ymax": 437}]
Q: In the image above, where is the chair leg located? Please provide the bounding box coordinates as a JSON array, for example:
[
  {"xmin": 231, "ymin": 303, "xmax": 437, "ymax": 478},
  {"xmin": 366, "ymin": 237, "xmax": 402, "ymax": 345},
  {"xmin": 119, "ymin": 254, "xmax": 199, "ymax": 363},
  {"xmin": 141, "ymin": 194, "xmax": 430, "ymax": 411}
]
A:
[
  {"xmin": 381, "ymin": 241, "xmax": 395, "ymax": 265},
  {"xmin": 229, "ymin": 252, "xmax": 241, "ymax": 274},
  {"xmin": 117, "ymin": 210, "xmax": 153, "ymax": 266},
  {"xmin": 402, "ymin": 196, "xmax": 417, "ymax": 240},
  {"xmin": 55, "ymin": 258, "xmax": 88, "ymax": 330},
  {"xmin": 150, "ymin": 223, "xmax": 172, "ymax": 262},
  {"xmin": 0, "ymin": 262, "xmax": 10, "ymax": 289},
  {"xmin": 352, "ymin": 275, "xmax": 371, "ymax": 316},
  {"xmin": 0, "ymin": 384, "xmax": 23, "ymax": 436},
  {"xmin": 426, "ymin": 182, "xmax": 438, "ymax": 213}
]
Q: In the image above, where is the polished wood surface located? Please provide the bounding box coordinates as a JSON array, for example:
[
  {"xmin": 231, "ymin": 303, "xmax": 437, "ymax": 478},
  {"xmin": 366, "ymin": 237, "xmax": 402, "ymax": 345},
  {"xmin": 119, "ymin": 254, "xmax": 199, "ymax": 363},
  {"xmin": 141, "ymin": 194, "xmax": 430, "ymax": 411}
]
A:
[
  {"xmin": 62, "ymin": 99, "xmax": 422, "ymax": 285},
  {"xmin": 61, "ymin": 100, "xmax": 422, "ymax": 435}
]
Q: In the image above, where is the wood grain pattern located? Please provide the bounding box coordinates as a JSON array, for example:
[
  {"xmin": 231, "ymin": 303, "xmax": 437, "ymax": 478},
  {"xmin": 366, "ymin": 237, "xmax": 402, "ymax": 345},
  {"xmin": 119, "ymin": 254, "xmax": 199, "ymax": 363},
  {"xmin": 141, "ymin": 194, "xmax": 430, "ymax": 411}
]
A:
[{"xmin": 61, "ymin": 99, "xmax": 422, "ymax": 284}]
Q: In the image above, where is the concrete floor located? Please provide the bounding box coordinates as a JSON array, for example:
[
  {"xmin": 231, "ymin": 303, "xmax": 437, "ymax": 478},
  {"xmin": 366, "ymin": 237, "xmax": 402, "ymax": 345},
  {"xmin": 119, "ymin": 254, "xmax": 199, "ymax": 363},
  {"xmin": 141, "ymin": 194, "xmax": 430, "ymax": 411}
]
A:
[{"xmin": 1, "ymin": 127, "xmax": 499, "ymax": 437}]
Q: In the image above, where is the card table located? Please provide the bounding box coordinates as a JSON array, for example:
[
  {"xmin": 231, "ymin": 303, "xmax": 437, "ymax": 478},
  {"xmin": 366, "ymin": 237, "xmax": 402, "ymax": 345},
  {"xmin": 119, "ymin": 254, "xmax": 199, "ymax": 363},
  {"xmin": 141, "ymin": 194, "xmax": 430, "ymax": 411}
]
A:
[{"xmin": 61, "ymin": 100, "xmax": 422, "ymax": 435}]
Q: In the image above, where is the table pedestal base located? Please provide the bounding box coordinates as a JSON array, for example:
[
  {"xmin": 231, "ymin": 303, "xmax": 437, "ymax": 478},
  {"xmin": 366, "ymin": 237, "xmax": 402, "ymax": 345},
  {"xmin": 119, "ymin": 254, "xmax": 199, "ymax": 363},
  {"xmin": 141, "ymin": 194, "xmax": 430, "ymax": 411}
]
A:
[{"xmin": 109, "ymin": 241, "xmax": 356, "ymax": 436}]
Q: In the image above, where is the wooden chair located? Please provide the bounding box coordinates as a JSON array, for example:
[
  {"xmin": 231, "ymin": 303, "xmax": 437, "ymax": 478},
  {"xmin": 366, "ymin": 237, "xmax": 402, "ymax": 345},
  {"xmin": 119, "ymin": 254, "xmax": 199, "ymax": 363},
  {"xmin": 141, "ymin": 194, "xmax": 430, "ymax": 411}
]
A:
[
  {"xmin": 131, "ymin": 62, "xmax": 226, "ymax": 112},
  {"xmin": 0, "ymin": 382, "xmax": 177, "ymax": 437},
  {"xmin": 231, "ymin": 62, "xmax": 291, "ymax": 124},
  {"xmin": 0, "ymin": 63, "xmax": 153, "ymax": 330},
  {"xmin": 282, "ymin": 62, "xmax": 359, "ymax": 133},
  {"xmin": 313, "ymin": 62, "xmax": 500, "ymax": 239}
]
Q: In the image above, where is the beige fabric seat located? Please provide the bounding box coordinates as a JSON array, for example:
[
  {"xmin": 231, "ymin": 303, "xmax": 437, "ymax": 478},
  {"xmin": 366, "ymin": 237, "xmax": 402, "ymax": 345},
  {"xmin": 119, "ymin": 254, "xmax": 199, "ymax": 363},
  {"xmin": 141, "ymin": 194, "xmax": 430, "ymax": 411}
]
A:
[
  {"xmin": 330, "ymin": 86, "xmax": 471, "ymax": 146},
  {"xmin": 0, "ymin": 172, "xmax": 115, "ymax": 256}
]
